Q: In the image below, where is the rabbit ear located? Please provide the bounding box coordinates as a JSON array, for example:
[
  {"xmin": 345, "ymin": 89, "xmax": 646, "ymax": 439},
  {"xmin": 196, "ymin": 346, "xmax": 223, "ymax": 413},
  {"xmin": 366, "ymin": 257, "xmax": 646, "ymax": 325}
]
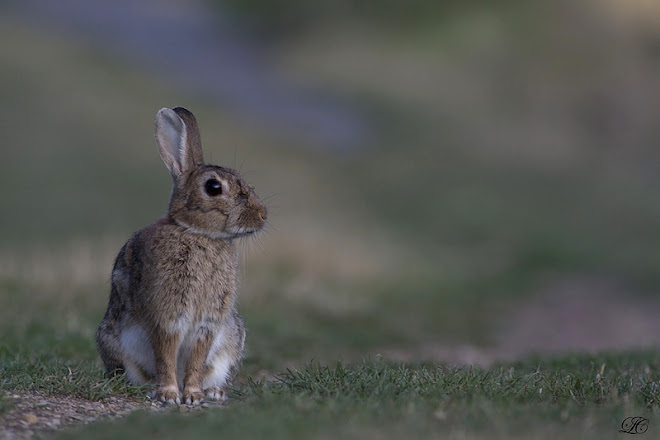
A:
[
  {"xmin": 173, "ymin": 107, "xmax": 204, "ymax": 165},
  {"xmin": 154, "ymin": 107, "xmax": 203, "ymax": 180}
]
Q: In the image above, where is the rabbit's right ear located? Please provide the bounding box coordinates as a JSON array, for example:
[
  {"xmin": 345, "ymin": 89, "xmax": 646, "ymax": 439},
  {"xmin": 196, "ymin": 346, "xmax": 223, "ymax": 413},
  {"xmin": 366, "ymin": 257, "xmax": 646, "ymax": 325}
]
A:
[{"xmin": 154, "ymin": 108, "xmax": 203, "ymax": 181}]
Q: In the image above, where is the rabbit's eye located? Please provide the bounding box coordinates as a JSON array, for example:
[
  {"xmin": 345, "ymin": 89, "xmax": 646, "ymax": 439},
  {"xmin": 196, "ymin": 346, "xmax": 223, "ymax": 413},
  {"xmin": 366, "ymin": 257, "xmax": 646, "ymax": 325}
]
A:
[{"xmin": 204, "ymin": 179, "xmax": 223, "ymax": 196}]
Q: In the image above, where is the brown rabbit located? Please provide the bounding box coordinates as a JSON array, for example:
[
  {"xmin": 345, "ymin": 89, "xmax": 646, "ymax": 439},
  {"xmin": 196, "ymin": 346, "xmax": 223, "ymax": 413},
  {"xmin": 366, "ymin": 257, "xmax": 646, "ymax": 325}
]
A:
[{"xmin": 96, "ymin": 107, "xmax": 267, "ymax": 406}]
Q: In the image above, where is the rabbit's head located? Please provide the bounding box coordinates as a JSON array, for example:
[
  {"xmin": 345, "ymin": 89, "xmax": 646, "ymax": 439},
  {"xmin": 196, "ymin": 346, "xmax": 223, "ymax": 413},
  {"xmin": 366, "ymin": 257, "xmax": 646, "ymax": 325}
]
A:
[{"xmin": 155, "ymin": 107, "xmax": 267, "ymax": 239}]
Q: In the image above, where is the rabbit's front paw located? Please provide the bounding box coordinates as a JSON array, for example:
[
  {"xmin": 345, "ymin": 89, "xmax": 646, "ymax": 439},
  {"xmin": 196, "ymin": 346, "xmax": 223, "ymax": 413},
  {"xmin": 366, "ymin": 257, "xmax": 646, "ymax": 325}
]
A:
[
  {"xmin": 154, "ymin": 385, "xmax": 180, "ymax": 405},
  {"xmin": 183, "ymin": 387, "xmax": 205, "ymax": 406},
  {"xmin": 205, "ymin": 387, "xmax": 227, "ymax": 403}
]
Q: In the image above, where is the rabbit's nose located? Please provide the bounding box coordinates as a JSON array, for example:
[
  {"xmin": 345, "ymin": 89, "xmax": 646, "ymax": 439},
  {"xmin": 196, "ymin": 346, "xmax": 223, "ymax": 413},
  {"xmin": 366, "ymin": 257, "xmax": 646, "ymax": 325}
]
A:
[{"xmin": 258, "ymin": 208, "xmax": 268, "ymax": 222}]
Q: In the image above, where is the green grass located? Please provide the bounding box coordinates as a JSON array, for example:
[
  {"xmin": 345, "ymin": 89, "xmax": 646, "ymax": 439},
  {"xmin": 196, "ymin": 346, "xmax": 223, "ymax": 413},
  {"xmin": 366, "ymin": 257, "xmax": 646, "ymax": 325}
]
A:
[
  {"xmin": 50, "ymin": 355, "xmax": 660, "ymax": 439},
  {"xmin": 0, "ymin": 353, "xmax": 144, "ymax": 401},
  {"xmin": 0, "ymin": 279, "xmax": 144, "ymax": 401}
]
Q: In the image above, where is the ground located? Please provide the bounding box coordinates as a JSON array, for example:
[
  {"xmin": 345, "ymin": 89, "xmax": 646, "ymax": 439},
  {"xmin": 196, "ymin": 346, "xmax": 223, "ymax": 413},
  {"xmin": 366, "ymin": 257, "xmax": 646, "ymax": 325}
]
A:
[{"xmin": 0, "ymin": 393, "xmax": 144, "ymax": 440}]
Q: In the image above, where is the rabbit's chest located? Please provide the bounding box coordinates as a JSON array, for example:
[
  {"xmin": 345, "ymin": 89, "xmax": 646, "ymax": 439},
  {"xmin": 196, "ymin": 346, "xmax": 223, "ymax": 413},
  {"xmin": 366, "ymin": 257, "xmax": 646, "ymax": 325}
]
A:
[
  {"xmin": 146, "ymin": 236, "xmax": 237, "ymax": 325},
  {"xmin": 178, "ymin": 250, "xmax": 234, "ymax": 307}
]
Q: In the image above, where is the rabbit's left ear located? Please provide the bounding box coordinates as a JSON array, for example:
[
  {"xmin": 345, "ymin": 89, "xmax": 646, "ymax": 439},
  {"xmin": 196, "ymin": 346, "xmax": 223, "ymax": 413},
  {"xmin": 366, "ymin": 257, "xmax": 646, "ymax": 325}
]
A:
[
  {"xmin": 154, "ymin": 107, "xmax": 204, "ymax": 180},
  {"xmin": 173, "ymin": 107, "xmax": 204, "ymax": 164}
]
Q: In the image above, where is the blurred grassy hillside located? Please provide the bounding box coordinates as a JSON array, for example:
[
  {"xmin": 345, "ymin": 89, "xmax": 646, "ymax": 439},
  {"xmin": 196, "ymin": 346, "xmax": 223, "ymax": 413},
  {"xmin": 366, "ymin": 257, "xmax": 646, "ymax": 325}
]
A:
[{"xmin": 2, "ymin": 0, "xmax": 660, "ymax": 378}]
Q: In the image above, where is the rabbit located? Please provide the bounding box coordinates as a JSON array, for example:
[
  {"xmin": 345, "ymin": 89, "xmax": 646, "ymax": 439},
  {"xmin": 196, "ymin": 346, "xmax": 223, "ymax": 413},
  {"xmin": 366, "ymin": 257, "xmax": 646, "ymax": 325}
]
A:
[{"xmin": 96, "ymin": 107, "xmax": 267, "ymax": 406}]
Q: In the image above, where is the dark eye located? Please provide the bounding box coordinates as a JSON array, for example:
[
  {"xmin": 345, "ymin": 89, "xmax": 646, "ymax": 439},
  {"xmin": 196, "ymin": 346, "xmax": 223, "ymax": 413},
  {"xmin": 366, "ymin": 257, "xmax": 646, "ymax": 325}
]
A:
[{"xmin": 204, "ymin": 179, "xmax": 223, "ymax": 196}]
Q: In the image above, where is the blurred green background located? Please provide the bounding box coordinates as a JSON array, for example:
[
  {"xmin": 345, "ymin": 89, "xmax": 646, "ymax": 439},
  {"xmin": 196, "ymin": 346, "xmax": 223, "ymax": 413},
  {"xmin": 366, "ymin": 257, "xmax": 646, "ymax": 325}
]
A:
[{"xmin": 2, "ymin": 0, "xmax": 660, "ymax": 378}]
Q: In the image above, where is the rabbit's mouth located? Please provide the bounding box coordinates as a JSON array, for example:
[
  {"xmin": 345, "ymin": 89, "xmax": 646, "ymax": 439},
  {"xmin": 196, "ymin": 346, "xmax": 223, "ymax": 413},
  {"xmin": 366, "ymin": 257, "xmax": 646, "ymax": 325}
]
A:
[{"xmin": 229, "ymin": 208, "xmax": 267, "ymax": 237}]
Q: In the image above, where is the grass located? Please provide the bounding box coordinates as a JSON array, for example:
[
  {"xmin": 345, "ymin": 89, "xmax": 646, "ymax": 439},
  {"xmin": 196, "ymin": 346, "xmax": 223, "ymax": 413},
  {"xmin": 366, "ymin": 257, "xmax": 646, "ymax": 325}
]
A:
[
  {"xmin": 0, "ymin": 353, "xmax": 144, "ymax": 402},
  {"xmin": 50, "ymin": 355, "xmax": 660, "ymax": 439},
  {"xmin": 0, "ymin": 279, "xmax": 145, "ymax": 401}
]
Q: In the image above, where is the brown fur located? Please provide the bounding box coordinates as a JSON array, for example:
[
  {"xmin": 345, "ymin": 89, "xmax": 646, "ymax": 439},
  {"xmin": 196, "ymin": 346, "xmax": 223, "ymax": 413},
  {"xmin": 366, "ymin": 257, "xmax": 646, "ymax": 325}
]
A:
[{"xmin": 96, "ymin": 107, "xmax": 266, "ymax": 406}]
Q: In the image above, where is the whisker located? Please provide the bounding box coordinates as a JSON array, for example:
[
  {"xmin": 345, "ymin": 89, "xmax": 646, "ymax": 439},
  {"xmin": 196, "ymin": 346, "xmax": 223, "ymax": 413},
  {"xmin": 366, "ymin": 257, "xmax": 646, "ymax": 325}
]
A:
[
  {"xmin": 262, "ymin": 222, "xmax": 278, "ymax": 234},
  {"xmin": 244, "ymin": 240, "xmax": 248, "ymax": 277},
  {"xmin": 251, "ymin": 233, "xmax": 264, "ymax": 253},
  {"xmin": 262, "ymin": 194, "xmax": 280, "ymax": 204}
]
